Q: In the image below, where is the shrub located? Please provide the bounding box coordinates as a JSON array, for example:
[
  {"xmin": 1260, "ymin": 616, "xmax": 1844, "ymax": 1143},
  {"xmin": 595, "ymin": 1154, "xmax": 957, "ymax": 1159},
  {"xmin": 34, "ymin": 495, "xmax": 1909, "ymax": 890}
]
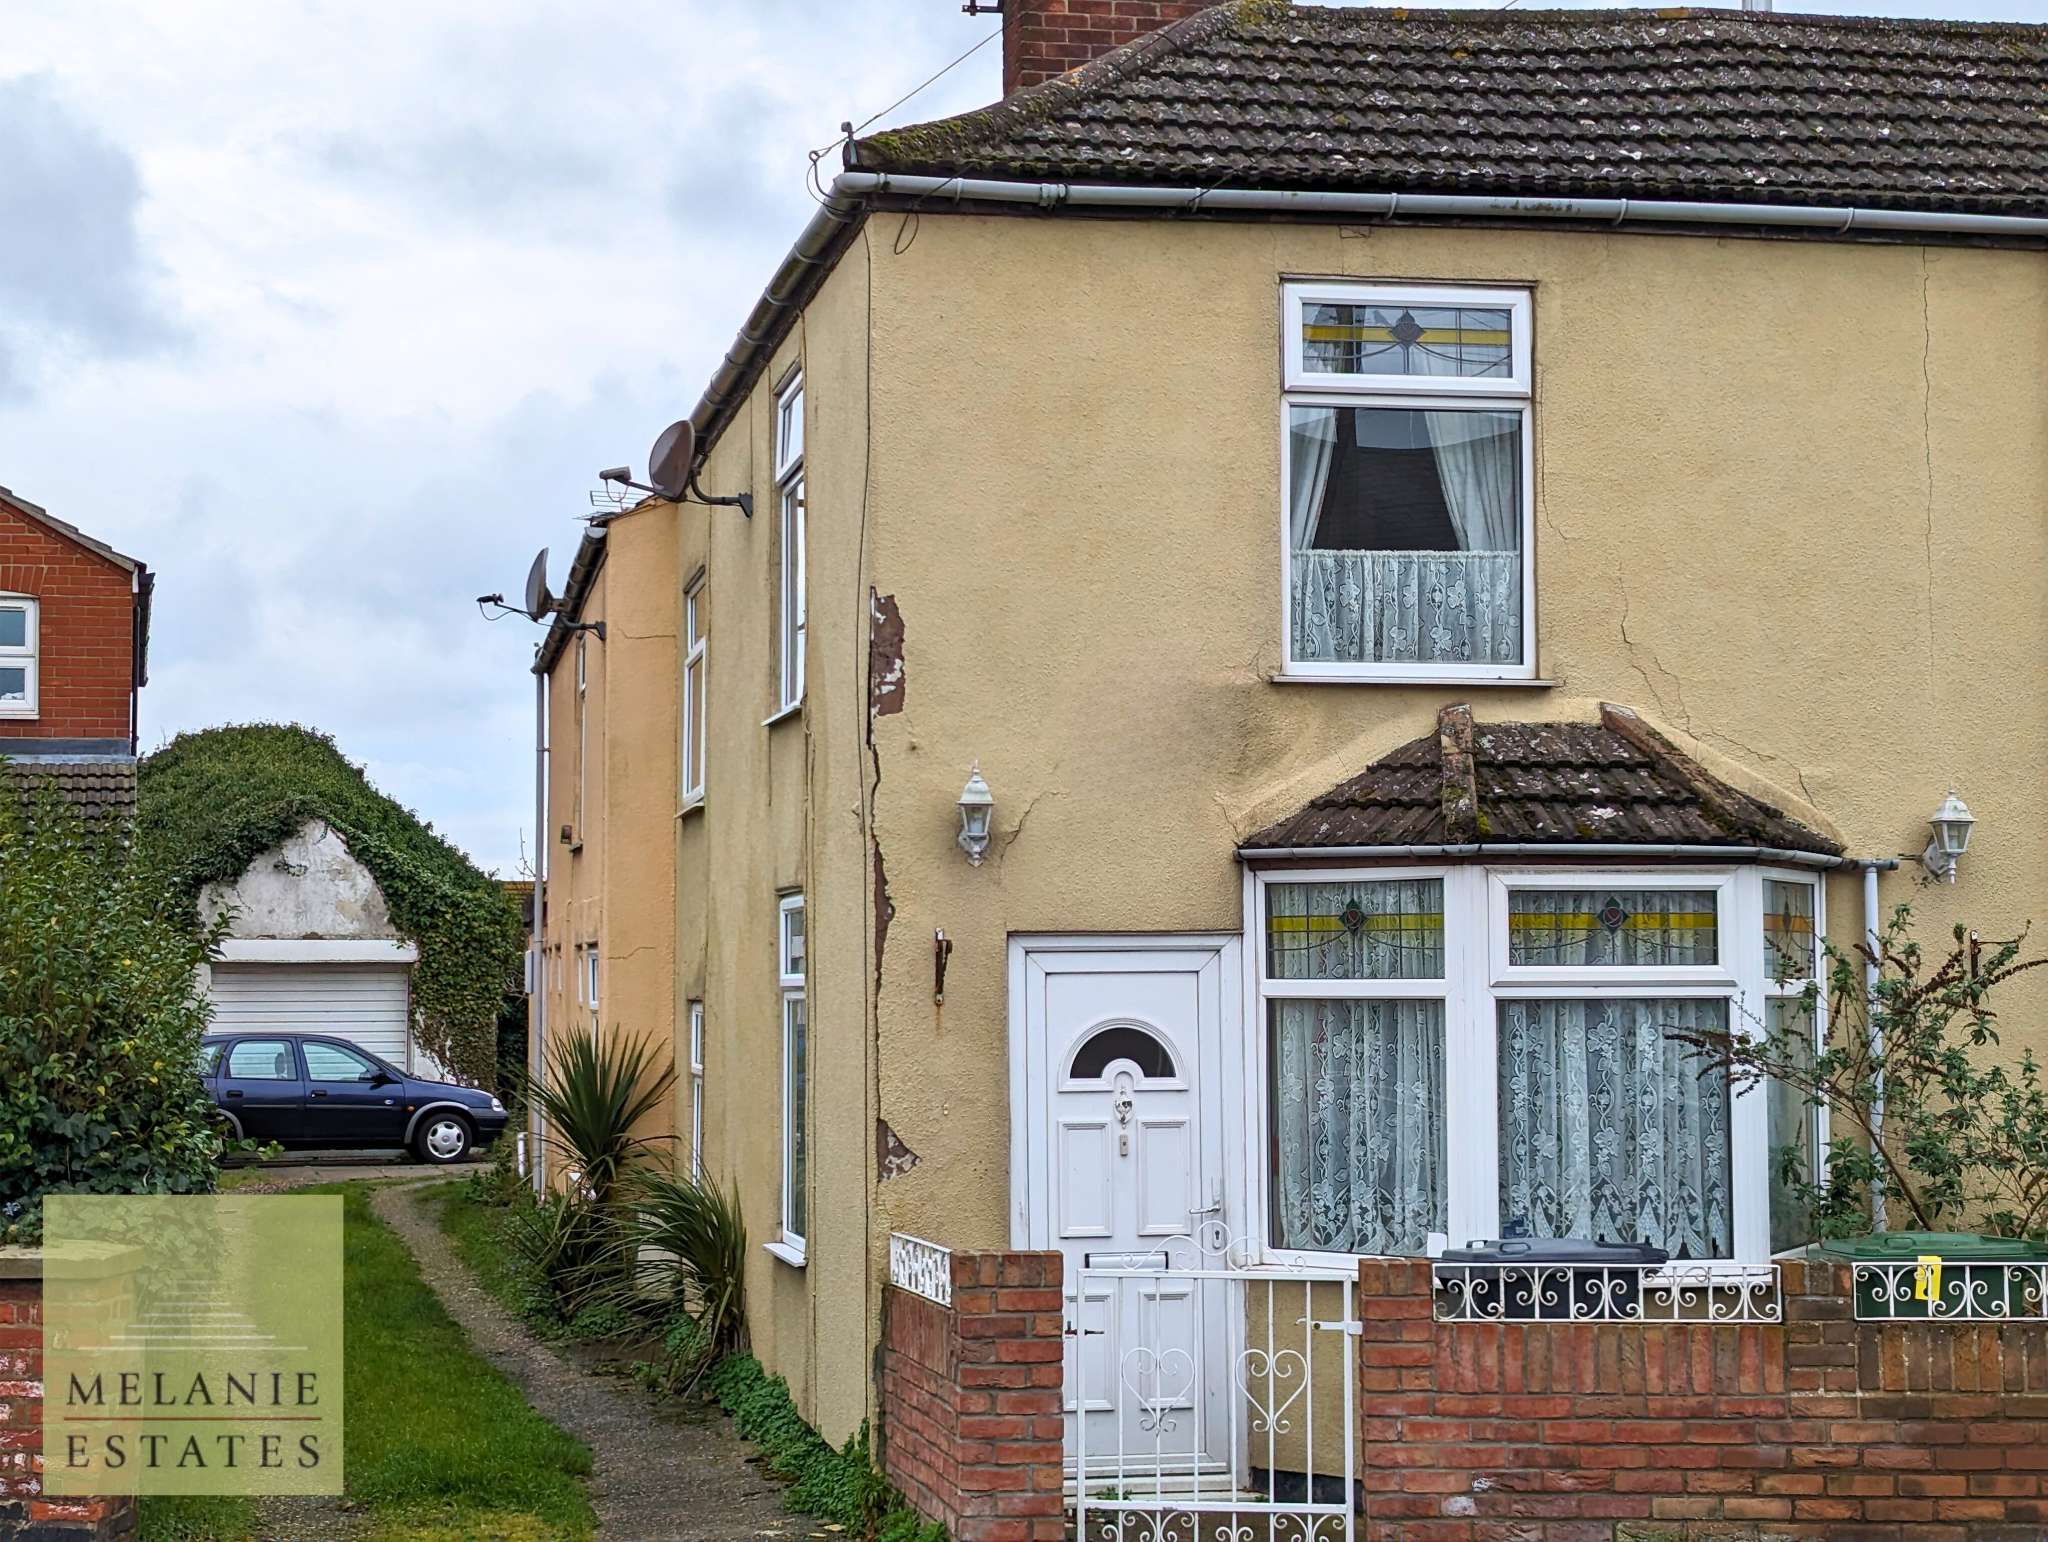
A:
[
  {"xmin": 628, "ymin": 1168, "xmax": 747, "ymax": 1386},
  {"xmin": 530, "ymin": 1030, "xmax": 675, "ymax": 1209},
  {"xmin": 1684, "ymin": 905, "xmax": 2048, "ymax": 1237},
  {"xmin": 0, "ymin": 776, "xmax": 226, "ymax": 1236}
]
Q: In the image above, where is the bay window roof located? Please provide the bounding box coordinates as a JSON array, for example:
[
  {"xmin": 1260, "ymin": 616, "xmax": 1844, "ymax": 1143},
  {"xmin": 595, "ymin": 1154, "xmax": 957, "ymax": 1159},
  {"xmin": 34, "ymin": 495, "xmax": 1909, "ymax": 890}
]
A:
[{"xmin": 1243, "ymin": 702, "xmax": 1842, "ymax": 855}]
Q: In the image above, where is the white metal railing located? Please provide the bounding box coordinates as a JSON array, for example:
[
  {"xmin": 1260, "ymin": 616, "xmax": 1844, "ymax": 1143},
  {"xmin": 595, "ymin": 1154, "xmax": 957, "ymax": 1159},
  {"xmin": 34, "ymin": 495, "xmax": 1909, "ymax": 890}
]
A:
[
  {"xmin": 1432, "ymin": 1261, "xmax": 1782, "ymax": 1323},
  {"xmin": 1852, "ymin": 1260, "xmax": 2048, "ymax": 1321},
  {"xmin": 888, "ymin": 1233, "xmax": 952, "ymax": 1307},
  {"xmin": 1071, "ymin": 1242, "xmax": 1357, "ymax": 1542}
]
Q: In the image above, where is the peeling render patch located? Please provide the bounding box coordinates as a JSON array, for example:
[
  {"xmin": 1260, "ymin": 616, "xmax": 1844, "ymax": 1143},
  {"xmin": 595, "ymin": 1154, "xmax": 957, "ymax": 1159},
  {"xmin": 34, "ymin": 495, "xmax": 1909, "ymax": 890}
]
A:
[
  {"xmin": 869, "ymin": 590, "xmax": 905, "ymax": 717},
  {"xmin": 876, "ymin": 1119, "xmax": 920, "ymax": 1181},
  {"xmin": 873, "ymin": 842, "xmax": 893, "ymax": 997}
]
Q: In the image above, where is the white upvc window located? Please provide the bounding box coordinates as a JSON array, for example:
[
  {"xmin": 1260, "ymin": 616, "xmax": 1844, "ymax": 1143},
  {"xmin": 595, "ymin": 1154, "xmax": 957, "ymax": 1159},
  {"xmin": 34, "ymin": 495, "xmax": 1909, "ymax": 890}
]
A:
[
  {"xmin": 0, "ymin": 596, "xmax": 38, "ymax": 717},
  {"xmin": 776, "ymin": 373, "xmax": 805, "ymax": 712},
  {"xmin": 573, "ymin": 634, "xmax": 589, "ymax": 841},
  {"xmin": 777, "ymin": 894, "xmax": 807, "ymax": 1262},
  {"xmin": 1252, "ymin": 864, "xmax": 1809, "ymax": 1268},
  {"xmin": 682, "ymin": 578, "xmax": 706, "ymax": 805},
  {"xmin": 1761, "ymin": 873, "xmax": 1824, "ymax": 1254},
  {"xmin": 1280, "ymin": 282, "xmax": 1535, "ymax": 683},
  {"xmin": 688, "ymin": 999, "xmax": 705, "ymax": 1183}
]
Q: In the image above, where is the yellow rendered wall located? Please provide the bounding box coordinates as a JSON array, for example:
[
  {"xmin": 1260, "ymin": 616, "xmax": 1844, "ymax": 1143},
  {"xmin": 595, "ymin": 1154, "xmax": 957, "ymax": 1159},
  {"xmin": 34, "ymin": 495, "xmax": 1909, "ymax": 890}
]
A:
[{"xmin": 683, "ymin": 211, "xmax": 2048, "ymax": 1440}]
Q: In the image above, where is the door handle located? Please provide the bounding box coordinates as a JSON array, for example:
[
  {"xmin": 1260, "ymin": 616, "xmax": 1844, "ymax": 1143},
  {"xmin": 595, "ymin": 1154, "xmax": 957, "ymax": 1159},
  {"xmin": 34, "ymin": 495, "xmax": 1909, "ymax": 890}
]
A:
[
  {"xmin": 225, "ymin": 1090, "xmax": 243, "ymax": 1098},
  {"xmin": 310, "ymin": 1090, "xmax": 328, "ymax": 1098}
]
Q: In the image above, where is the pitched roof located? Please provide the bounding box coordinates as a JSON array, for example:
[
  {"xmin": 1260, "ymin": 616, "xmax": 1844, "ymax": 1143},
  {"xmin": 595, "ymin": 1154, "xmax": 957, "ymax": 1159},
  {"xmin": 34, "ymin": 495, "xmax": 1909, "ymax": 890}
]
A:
[
  {"xmin": 858, "ymin": 5, "xmax": 2048, "ymax": 216},
  {"xmin": 4, "ymin": 759, "xmax": 138, "ymax": 831},
  {"xmin": 1243, "ymin": 703, "xmax": 1842, "ymax": 854},
  {"xmin": 0, "ymin": 486, "xmax": 143, "ymax": 574}
]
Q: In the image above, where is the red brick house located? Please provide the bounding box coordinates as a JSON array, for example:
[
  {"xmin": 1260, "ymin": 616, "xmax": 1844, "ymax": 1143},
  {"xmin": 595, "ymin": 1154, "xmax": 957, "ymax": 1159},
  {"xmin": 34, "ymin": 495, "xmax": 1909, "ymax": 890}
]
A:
[{"xmin": 0, "ymin": 485, "xmax": 152, "ymax": 815}]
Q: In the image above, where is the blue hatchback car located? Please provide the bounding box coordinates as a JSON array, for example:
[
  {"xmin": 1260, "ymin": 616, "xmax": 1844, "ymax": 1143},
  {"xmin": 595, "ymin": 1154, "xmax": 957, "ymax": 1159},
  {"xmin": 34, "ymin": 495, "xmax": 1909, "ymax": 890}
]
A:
[{"xmin": 200, "ymin": 1032, "xmax": 509, "ymax": 1164}]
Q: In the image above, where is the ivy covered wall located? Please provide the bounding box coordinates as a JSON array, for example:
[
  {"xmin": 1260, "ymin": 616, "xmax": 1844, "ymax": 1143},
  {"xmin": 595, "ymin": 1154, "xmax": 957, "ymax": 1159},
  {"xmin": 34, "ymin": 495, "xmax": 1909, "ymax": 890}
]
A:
[{"xmin": 136, "ymin": 724, "xmax": 522, "ymax": 1087}]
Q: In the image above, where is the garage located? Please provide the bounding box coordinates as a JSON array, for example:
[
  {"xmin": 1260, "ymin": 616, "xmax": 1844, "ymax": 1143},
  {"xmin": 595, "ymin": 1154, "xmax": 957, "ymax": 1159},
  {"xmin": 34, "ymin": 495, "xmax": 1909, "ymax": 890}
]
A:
[{"xmin": 206, "ymin": 963, "xmax": 412, "ymax": 1067}]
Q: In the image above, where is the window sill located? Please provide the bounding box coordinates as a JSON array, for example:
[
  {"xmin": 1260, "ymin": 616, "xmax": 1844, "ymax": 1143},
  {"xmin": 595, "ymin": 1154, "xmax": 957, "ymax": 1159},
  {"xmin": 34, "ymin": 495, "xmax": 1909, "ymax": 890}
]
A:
[
  {"xmin": 762, "ymin": 702, "xmax": 803, "ymax": 728},
  {"xmin": 676, "ymin": 797, "xmax": 704, "ymax": 820},
  {"xmin": 763, "ymin": 1238, "xmax": 807, "ymax": 1269},
  {"xmin": 1270, "ymin": 673, "xmax": 1555, "ymax": 688}
]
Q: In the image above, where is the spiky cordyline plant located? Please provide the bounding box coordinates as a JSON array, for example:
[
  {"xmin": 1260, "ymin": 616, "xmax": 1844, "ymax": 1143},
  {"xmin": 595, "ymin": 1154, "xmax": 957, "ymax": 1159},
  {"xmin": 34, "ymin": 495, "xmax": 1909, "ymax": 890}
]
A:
[
  {"xmin": 628, "ymin": 1166, "xmax": 748, "ymax": 1385},
  {"xmin": 530, "ymin": 1030, "xmax": 676, "ymax": 1209}
]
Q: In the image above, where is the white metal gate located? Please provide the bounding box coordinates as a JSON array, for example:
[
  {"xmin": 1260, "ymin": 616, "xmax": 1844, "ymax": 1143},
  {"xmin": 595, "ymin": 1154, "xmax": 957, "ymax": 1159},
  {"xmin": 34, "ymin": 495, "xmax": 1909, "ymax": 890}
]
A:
[{"xmin": 1069, "ymin": 1234, "xmax": 1358, "ymax": 1542}]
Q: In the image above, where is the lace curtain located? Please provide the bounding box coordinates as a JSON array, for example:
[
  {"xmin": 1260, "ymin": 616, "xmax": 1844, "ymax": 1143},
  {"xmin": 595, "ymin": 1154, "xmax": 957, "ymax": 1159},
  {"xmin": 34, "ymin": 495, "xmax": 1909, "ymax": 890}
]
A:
[
  {"xmin": 1292, "ymin": 549, "xmax": 1522, "ymax": 665},
  {"xmin": 1272, "ymin": 998, "xmax": 1446, "ymax": 1255},
  {"xmin": 1497, "ymin": 998, "xmax": 1732, "ymax": 1259}
]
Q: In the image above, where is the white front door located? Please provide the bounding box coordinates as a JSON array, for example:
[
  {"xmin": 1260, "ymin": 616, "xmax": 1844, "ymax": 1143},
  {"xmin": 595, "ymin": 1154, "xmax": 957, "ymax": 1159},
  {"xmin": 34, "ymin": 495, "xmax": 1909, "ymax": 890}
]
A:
[{"xmin": 1010, "ymin": 938, "xmax": 1242, "ymax": 1484}]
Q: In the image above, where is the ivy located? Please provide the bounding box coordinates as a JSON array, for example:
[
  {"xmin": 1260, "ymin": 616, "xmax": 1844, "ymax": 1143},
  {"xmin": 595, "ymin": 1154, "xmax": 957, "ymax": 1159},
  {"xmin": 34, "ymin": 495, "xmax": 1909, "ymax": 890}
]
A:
[{"xmin": 136, "ymin": 724, "xmax": 522, "ymax": 1087}]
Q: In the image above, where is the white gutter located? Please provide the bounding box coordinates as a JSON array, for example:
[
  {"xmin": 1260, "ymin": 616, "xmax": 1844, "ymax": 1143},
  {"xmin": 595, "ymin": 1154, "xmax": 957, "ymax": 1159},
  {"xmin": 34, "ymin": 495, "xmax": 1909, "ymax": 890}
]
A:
[
  {"xmin": 1236, "ymin": 842, "xmax": 1897, "ymax": 872},
  {"xmin": 689, "ymin": 168, "xmax": 2048, "ymax": 454}
]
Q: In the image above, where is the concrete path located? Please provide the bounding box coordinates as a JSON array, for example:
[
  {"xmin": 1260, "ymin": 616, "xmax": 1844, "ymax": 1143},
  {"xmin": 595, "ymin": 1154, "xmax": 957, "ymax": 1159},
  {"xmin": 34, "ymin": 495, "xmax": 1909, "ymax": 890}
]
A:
[
  {"xmin": 367, "ymin": 1180, "xmax": 796, "ymax": 1541},
  {"xmin": 241, "ymin": 1176, "xmax": 797, "ymax": 1540}
]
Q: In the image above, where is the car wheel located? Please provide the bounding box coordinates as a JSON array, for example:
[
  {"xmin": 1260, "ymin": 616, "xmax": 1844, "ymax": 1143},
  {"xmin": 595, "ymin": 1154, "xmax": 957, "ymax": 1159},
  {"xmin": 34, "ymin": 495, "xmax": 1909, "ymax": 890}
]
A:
[{"xmin": 415, "ymin": 1113, "xmax": 473, "ymax": 1165}]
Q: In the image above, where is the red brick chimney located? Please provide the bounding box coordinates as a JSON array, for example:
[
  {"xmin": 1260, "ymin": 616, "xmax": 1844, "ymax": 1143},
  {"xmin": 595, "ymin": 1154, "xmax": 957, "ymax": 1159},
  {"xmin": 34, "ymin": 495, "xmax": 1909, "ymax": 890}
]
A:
[{"xmin": 1003, "ymin": 0, "xmax": 1213, "ymax": 94}]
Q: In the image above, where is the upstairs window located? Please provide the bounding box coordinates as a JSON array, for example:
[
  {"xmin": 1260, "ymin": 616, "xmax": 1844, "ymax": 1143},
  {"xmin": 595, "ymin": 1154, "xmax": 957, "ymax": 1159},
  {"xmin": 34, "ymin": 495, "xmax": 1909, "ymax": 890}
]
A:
[
  {"xmin": 1282, "ymin": 284, "xmax": 1533, "ymax": 681},
  {"xmin": 776, "ymin": 373, "xmax": 805, "ymax": 712},
  {"xmin": 0, "ymin": 596, "xmax": 37, "ymax": 716},
  {"xmin": 682, "ymin": 578, "xmax": 706, "ymax": 804}
]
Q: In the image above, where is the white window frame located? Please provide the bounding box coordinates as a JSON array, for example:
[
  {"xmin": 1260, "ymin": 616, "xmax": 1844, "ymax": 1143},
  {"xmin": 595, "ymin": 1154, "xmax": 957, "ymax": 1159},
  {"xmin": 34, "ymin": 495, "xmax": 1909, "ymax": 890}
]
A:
[
  {"xmin": 1249, "ymin": 863, "xmax": 1787, "ymax": 1271},
  {"xmin": 682, "ymin": 577, "xmax": 706, "ymax": 807},
  {"xmin": 688, "ymin": 999, "xmax": 705, "ymax": 1183},
  {"xmin": 573, "ymin": 634, "xmax": 588, "ymax": 840},
  {"xmin": 776, "ymin": 373, "xmax": 805, "ymax": 713},
  {"xmin": 1760, "ymin": 868, "xmax": 1827, "ymax": 1255},
  {"xmin": 772, "ymin": 893, "xmax": 807, "ymax": 1265},
  {"xmin": 1278, "ymin": 281, "xmax": 1537, "ymax": 684},
  {"xmin": 0, "ymin": 595, "xmax": 38, "ymax": 718}
]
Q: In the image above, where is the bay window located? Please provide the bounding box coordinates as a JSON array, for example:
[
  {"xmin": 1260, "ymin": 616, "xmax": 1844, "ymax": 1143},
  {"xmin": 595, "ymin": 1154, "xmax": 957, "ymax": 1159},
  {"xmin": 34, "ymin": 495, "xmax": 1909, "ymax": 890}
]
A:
[
  {"xmin": 1282, "ymin": 284, "xmax": 1534, "ymax": 680},
  {"xmin": 1256, "ymin": 865, "xmax": 1820, "ymax": 1265}
]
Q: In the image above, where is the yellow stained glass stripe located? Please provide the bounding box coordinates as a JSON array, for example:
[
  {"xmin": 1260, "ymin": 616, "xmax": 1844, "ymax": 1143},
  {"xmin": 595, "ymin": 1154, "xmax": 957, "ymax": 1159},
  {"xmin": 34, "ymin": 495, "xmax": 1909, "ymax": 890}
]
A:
[
  {"xmin": 1762, "ymin": 915, "xmax": 1816, "ymax": 933},
  {"xmin": 1304, "ymin": 324, "xmax": 1511, "ymax": 346},
  {"xmin": 1268, "ymin": 914, "xmax": 1444, "ymax": 935},
  {"xmin": 1508, "ymin": 912, "xmax": 1717, "ymax": 932}
]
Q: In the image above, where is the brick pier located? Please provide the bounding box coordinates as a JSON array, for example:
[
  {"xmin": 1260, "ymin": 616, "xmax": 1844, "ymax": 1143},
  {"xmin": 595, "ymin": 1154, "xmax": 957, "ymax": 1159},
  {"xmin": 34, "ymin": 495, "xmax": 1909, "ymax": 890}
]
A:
[{"xmin": 879, "ymin": 1249, "xmax": 1065, "ymax": 1542}]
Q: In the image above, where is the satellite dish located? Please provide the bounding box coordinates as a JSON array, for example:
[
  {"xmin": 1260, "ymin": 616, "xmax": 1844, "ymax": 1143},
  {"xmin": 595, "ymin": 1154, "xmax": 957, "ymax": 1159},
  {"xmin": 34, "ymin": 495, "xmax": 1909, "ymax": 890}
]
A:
[
  {"xmin": 523, "ymin": 548, "xmax": 554, "ymax": 621},
  {"xmin": 648, "ymin": 419, "xmax": 696, "ymax": 501}
]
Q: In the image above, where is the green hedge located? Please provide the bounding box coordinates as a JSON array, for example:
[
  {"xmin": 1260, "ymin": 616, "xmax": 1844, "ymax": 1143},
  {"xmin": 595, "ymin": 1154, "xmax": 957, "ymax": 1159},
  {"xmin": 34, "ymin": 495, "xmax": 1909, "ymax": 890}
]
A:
[{"xmin": 137, "ymin": 724, "xmax": 522, "ymax": 1085}]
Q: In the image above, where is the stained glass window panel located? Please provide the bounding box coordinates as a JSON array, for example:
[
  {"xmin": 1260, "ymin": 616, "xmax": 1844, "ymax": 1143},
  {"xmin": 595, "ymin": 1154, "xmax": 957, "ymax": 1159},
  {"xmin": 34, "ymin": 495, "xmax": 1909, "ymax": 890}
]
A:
[
  {"xmin": 1302, "ymin": 303, "xmax": 1512, "ymax": 378},
  {"xmin": 1764, "ymin": 880, "xmax": 1817, "ymax": 982},
  {"xmin": 1266, "ymin": 880, "xmax": 1444, "ymax": 980},
  {"xmin": 1508, "ymin": 889, "xmax": 1718, "ymax": 967}
]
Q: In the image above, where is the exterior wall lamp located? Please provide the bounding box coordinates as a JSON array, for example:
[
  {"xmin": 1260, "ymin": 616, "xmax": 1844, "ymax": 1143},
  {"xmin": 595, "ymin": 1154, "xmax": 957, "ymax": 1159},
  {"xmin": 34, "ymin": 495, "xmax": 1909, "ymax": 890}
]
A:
[
  {"xmin": 1921, "ymin": 788, "xmax": 1975, "ymax": 884},
  {"xmin": 957, "ymin": 763, "xmax": 994, "ymax": 866}
]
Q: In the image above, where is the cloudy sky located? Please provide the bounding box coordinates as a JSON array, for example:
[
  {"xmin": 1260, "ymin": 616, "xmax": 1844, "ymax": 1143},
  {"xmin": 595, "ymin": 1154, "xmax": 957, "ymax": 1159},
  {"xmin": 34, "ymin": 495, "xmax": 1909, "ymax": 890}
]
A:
[{"xmin": 0, "ymin": 0, "xmax": 2038, "ymax": 873}]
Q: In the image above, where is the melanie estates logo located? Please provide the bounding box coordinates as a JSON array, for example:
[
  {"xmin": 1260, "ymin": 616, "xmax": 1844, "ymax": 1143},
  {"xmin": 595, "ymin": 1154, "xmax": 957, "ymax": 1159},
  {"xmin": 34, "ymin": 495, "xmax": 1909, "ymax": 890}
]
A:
[{"xmin": 43, "ymin": 1195, "xmax": 344, "ymax": 1497}]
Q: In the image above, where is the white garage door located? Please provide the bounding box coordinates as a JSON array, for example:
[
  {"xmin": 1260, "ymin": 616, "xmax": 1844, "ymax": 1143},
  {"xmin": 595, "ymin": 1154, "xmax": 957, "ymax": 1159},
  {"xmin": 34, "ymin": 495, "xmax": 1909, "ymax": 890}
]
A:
[{"xmin": 206, "ymin": 965, "xmax": 413, "ymax": 1068}]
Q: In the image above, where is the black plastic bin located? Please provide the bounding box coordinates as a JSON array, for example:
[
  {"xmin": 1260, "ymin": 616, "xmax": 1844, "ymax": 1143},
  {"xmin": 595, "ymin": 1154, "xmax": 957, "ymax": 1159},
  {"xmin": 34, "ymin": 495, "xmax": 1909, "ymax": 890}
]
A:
[{"xmin": 1437, "ymin": 1238, "xmax": 1671, "ymax": 1320}]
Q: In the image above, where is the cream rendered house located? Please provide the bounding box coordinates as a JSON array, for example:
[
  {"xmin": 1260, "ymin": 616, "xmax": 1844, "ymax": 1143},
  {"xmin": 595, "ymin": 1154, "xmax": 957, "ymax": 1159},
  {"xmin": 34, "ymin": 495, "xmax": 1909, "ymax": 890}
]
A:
[{"xmin": 530, "ymin": 0, "xmax": 2048, "ymax": 1466}]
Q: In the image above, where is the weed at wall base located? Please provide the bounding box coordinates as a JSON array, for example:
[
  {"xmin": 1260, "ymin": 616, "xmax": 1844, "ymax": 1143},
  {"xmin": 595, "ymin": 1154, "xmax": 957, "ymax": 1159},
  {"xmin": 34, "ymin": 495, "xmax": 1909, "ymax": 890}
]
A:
[{"xmin": 703, "ymin": 1355, "xmax": 944, "ymax": 1542}]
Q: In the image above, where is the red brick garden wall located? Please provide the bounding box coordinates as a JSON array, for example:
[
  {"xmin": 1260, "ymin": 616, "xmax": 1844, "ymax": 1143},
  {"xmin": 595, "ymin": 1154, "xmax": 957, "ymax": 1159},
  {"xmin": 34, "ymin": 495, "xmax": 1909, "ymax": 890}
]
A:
[
  {"xmin": 1360, "ymin": 1256, "xmax": 2048, "ymax": 1541},
  {"xmin": 0, "ymin": 1275, "xmax": 132, "ymax": 1538},
  {"xmin": 879, "ymin": 1250, "xmax": 1065, "ymax": 1542}
]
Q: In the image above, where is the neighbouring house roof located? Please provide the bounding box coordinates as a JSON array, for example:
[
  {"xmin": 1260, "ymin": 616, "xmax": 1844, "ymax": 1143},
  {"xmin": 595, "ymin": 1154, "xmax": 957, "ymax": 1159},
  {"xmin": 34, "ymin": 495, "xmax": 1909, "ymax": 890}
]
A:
[
  {"xmin": 3, "ymin": 760, "xmax": 138, "ymax": 829},
  {"xmin": 0, "ymin": 485, "xmax": 144, "ymax": 574},
  {"xmin": 1243, "ymin": 703, "xmax": 1843, "ymax": 855},
  {"xmin": 857, "ymin": 5, "xmax": 2048, "ymax": 216}
]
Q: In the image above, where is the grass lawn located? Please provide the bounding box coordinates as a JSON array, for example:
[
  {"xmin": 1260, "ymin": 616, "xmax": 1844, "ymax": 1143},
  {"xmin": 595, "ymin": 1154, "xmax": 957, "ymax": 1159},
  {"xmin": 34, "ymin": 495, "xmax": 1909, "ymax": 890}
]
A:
[
  {"xmin": 438, "ymin": 1181, "xmax": 539, "ymax": 1324},
  {"xmin": 140, "ymin": 1183, "xmax": 594, "ymax": 1542}
]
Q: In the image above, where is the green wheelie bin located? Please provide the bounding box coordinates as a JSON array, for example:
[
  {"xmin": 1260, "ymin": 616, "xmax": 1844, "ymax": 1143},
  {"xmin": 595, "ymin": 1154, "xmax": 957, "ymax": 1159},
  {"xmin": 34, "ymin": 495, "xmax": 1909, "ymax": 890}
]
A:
[{"xmin": 1813, "ymin": 1232, "xmax": 2048, "ymax": 1320}]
